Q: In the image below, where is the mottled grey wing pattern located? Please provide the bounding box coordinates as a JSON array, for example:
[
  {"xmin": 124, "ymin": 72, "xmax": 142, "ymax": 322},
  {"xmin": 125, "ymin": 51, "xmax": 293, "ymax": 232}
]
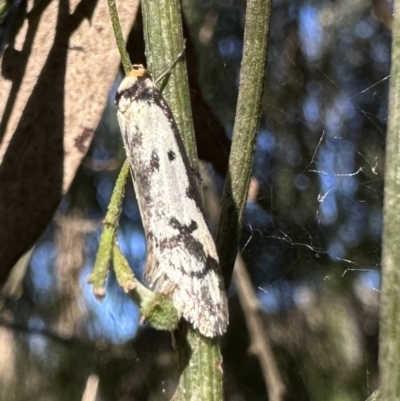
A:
[{"xmin": 115, "ymin": 70, "xmax": 228, "ymax": 337}]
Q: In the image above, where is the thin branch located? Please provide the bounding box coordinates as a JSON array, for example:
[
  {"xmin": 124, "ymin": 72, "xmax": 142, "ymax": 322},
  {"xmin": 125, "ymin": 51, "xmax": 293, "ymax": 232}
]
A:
[
  {"xmin": 141, "ymin": 0, "xmax": 198, "ymax": 172},
  {"xmin": 233, "ymin": 253, "xmax": 285, "ymax": 401},
  {"xmin": 366, "ymin": 389, "xmax": 380, "ymax": 401},
  {"xmin": 113, "ymin": 244, "xmax": 179, "ymax": 331},
  {"xmin": 81, "ymin": 374, "xmax": 99, "ymax": 401},
  {"xmin": 107, "ymin": 0, "xmax": 132, "ymax": 74},
  {"xmin": 87, "ymin": 161, "xmax": 179, "ymax": 331},
  {"xmin": 87, "ymin": 160, "xmax": 130, "ymax": 298},
  {"xmin": 140, "ymin": 1, "xmax": 222, "ymax": 400},
  {"xmin": 172, "ymin": 328, "xmax": 223, "ymax": 401},
  {"xmin": 216, "ymin": 0, "xmax": 272, "ymax": 289},
  {"xmin": 379, "ymin": 0, "xmax": 400, "ymax": 398}
]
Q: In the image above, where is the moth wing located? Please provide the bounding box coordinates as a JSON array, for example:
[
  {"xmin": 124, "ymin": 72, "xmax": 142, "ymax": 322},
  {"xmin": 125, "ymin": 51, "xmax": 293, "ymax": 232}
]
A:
[{"xmin": 117, "ymin": 86, "xmax": 228, "ymax": 337}]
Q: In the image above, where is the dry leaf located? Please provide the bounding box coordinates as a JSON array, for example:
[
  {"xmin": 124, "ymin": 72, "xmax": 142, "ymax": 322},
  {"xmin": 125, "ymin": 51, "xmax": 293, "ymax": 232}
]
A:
[{"xmin": 0, "ymin": 0, "xmax": 139, "ymax": 284}]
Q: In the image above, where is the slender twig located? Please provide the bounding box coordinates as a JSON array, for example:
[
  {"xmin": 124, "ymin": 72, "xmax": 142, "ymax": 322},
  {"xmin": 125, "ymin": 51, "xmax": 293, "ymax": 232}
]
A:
[
  {"xmin": 87, "ymin": 140, "xmax": 178, "ymax": 331},
  {"xmin": 93, "ymin": 0, "xmax": 132, "ymax": 296},
  {"xmin": 106, "ymin": 0, "xmax": 132, "ymax": 74},
  {"xmin": 81, "ymin": 375, "xmax": 99, "ymax": 401},
  {"xmin": 154, "ymin": 42, "xmax": 186, "ymax": 86},
  {"xmin": 233, "ymin": 254, "xmax": 285, "ymax": 401},
  {"xmin": 113, "ymin": 243, "xmax": 179, "ymax": 331},
  {"xmin": 87, "ymin": 160, "xmax": 129, "ymax": 298},
  {"xmin": 379, "ymin": 0, "xmax": 400, "ymax": 398},
  {"xmin": 216, "ymin": 0, "xmax": 272, "ymax": 289},
  {"xmin": 366, "ymin": 389, "xmax": 380, "ymax": 401}
]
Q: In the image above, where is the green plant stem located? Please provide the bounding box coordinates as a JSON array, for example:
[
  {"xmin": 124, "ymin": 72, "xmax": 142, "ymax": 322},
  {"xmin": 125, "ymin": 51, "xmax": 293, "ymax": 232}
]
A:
[
  {"xmin": 113, "ymin": 244, "xmax": 179, "ymax": 331},
  {"xmin": 379, "ymin": 0, "xmax": 400, "ymax": 398},
  {"xmin": 107, "ymin": 0, "xmax": 132, "ymax": 74},
  {"xmin": 141, "ymin": 1, "xmax": 222, "ymax": 400},
  {"xmin": 216, "ymin": 0, "xmax": 272, "ymax": 289},
  {"xmin": 141, "ymin": 0, "xmax": 198, "ymax": 172},
  {"xmin": 172, "ymin": 328, "xmax": 223, "ymax": 401},
  {"xmin": 366, "ymin": 389, "xmax": 380, "ymax": 401},
  {"xmin": 87, "ymin": 160, "xmax": 130, "ymax": 297},
  {"xmin": 87, "ymin": 161, "xmax": 179, "ymax": 331}
]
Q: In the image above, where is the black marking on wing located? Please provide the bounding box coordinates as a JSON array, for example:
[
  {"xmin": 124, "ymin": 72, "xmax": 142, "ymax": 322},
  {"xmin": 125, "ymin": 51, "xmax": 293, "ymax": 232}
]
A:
[
  {"xmin": 186, "ymin": 183, "xmax": 197, "ymax": 202},
  {"xmin": 168, "ymin": 150, "xmax": 176, "ymax": 161},
  {"xmin": 117, "ymin": 75, "xmax": 205, "ymax": 215},
  {"xmin": 186, "ymin": 168, "xmax": 203, "ymax": 203},
  {"xmin": 151, "ymin": 88, "xmax": 205, "ymax": 214},
  {"xmin": 158, "ymin": 218, "xmax": 221, "ymax": 280},
  {"xmin": 134, "ymin": 162, "xmax": 154, "ymax": 205},
  {"xmin": 169, "ymin": 217, "xmax": 198, "ymax": 233},
  {"xmin": 124, "ymin": 125, "xmax": 143, "ymax": 148},
  {"xmin": 191, "ymin": 167, "xmax": 202, "ymax": 182},
  {"xmin": 150, "ymin": 150, "xmax": 160, "ymax": 171},
  {"xmin": 159, "ymin": 218, "xmax": 204, "ymax": 260},
  {"xmin": 190, "ymin": 256, "xmax": 221, "ymax": 279},
  {"xmin": 115, "ymin": 74, "xmax": 153, "ymax": 106}
]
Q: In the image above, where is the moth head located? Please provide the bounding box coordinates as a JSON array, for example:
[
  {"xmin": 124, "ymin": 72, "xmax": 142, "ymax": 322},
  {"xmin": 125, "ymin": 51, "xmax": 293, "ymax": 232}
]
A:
[
  {"xmin": 129, "ymin": 64, "xmax": 149, "ymax": 78},
  {"xmin": 115, "ymin": 65, "xmax": 151, "ymax": 111}
]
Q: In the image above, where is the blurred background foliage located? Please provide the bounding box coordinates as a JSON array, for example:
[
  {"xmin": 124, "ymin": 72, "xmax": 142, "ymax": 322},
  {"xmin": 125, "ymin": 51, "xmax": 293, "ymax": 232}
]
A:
[{"xmin": 0, "ymin": 0, "xmax": 390, "ymax": 400}]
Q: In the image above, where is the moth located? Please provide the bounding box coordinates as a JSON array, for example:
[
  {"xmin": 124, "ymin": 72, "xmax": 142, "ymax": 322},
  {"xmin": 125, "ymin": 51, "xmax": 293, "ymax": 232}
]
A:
[{"xmin": 115, "ymin": 65, "xmax": 228, "ymax": 337}]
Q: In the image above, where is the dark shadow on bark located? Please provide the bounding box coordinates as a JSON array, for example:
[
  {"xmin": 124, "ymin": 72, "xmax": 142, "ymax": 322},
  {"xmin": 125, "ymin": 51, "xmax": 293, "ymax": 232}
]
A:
[{"xmin": 0, "ymin": 0, "xmax": 98, "ymax": 285}]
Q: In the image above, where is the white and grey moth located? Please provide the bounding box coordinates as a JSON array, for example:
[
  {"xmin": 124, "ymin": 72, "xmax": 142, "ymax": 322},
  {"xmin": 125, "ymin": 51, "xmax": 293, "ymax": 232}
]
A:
[{"xmin": 115, "ymin": 65, "xmax": 228, "ymax": 337}]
